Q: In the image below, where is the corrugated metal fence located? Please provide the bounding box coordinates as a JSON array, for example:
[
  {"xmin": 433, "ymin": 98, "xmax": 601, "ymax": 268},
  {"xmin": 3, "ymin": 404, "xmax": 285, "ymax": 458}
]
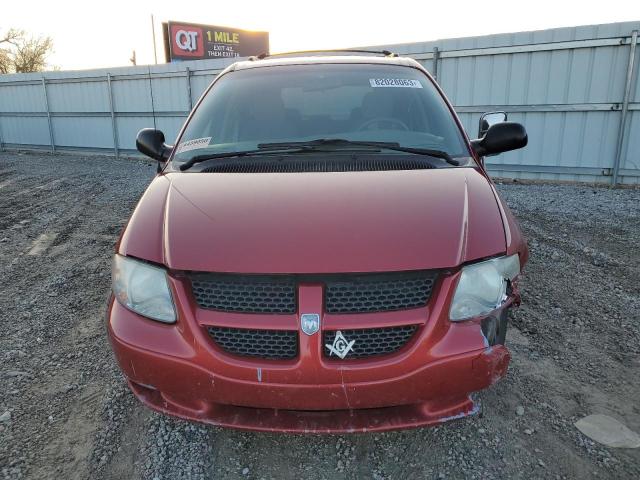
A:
[{"xmin": 0, "ymin": 21, "xmax": 638, "ymax": 184}]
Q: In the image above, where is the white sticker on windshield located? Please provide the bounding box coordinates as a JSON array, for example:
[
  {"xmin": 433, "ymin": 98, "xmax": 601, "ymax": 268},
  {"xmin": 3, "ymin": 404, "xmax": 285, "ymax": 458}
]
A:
[
  {"xmin": 369, "ymin": 78, "xmax": 423, "ymax": 88},
  {"xmin": 175, "ymin": 137, "xmax": 211, "ymax": 154}
]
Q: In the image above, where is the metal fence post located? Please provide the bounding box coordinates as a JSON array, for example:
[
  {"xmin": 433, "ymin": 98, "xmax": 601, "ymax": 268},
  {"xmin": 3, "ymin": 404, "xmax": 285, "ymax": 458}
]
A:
[
  {"xmin": 0, "ymin": 121, "xmax": 4, "ymax": 151},
  {"xmin": 612, "ymin": 30, "xmax": 638, "ymax": 186},
  {"xmin": 106, "ymin": 73, "xmax": 119, "ymax": 158},
  {"xmin": 148, "ymin": 67, "xmax": 157, "ymax": 130},
  {"xmin": 432, "ymin": 47, "xmax": 440, "ymax": 81},
  {"xmin": 186, "ymin": 67, "xmax": 193, "ymax": 110},
  {"xmin": 41, "ymin": 77, "xmax": 55, "ymax": 153}
]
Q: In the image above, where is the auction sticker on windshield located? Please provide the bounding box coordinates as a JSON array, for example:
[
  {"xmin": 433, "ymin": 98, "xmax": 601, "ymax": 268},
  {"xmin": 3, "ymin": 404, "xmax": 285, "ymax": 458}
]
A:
[
  {"xmin": 369, "ymin": 78, "xmax": 423, "ymax": 88},
  {"xmin": 175, "ymin": 137, "xmax": 212, "ymax": 154}
]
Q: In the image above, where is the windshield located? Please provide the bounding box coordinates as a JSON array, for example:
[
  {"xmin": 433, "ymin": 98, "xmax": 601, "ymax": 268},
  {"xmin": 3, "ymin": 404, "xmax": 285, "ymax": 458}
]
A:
[{"xmin": 173, "ymin": 63, "xmax": 469, "ymax": 162}]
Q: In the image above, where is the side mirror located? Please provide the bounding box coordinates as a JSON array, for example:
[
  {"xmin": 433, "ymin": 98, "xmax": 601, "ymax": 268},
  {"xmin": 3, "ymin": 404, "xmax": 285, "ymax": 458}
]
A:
[
  {"xmin": 478, "ymin": 111, "xmax": 507, "ymax": 137},
  {"xmin": 470, "ymin": 122, "xmax": 528, "ymax": 157},
  {"xmin": 136, "ymin": 128, "xmax": 172, "ymax": 162}
]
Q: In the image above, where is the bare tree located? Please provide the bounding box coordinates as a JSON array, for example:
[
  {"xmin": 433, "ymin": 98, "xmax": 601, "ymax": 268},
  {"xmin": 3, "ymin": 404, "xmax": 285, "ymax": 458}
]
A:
[
  {"xmin": 0, "ymin": 28, "xmax": 54, "ymax": 74},
  {"xmin": 0, "ymin": 28, "xmax": 23, "ymax": 73},
  {"xmin": 13, "ymin": 36, "xmax": 54, "ymax": 73},
  {"xmin": 0, "ymin": 49, "xmax": 11, "ymax": 74},
  {"xmin": 0, "ymin": 28, "xmax": 23, "ymax": 46}
]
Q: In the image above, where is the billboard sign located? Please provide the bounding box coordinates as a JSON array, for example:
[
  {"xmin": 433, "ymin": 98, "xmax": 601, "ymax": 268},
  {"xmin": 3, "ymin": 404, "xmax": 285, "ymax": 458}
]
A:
[{"xmin": 165, "ymin": 21, "xmax": 269, "ymax": 61}]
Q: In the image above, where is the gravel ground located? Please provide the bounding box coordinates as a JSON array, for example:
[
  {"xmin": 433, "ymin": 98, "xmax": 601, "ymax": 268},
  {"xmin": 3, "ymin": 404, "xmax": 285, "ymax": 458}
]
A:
[{"xmin": 1, "ymin": 151, "xmax": 639, "ymax": 480}]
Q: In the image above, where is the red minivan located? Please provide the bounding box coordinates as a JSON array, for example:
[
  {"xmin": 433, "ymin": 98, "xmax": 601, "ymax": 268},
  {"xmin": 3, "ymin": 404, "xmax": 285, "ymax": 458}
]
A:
[{"xmin": 107, "ymin": 52, "xmax": 528, "ymax": 433}]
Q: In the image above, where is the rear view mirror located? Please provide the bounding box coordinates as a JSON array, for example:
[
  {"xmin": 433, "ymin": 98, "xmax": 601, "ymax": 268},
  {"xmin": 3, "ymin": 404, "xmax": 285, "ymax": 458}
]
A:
[
  {"xmin": 470, "ymin": 122, "xmax": 528, "ymax": 157},
  {"xmin": 136, "ymin": 128, "xmax": 172, "ymax": 162},
  {"xmin": 478, "ymin": 111, "xmax": 507, "ymax": 137}
]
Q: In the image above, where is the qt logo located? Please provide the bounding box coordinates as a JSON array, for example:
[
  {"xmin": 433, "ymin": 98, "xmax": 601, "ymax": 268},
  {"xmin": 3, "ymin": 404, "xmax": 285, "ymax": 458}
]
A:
[
  {"xmin": 175, "ymin": 30, "xmax": 199, "ymax": 51},
  {"xmin": 170, "ymin": 25, "xmax": 204, "ymax": 57}
]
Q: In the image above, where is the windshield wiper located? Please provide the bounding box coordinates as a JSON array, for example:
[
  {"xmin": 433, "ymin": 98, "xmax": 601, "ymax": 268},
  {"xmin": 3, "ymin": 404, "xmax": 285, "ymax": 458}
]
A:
[
  {"xmin": 258, "ymin": 139, "xmax": 460, "ymax": 166},
  {"xmin": 179, "ymin": 138, "xmax": 459, "ymax": 171},
  {"xmin": 179, "ymin": 145, "xmax": 315, "ymax": 171}
]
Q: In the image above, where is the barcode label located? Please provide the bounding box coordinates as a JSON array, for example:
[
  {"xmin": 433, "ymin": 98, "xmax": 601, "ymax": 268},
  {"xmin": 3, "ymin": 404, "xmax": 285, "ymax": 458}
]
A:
[
  {"xmin": 175, "ymin": 137, "xmax": 212, "ymax": 154},
  {"xmin": 369, "ymin": 78, "xmax": 423, "ymax": 88}
]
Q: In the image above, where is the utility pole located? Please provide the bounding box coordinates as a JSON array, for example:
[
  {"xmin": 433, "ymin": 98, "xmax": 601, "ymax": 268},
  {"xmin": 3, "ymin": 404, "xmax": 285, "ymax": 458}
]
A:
[
  {"xmin": 130, "ymin": 50, "xmax": 137, "ymax": 66},
  {"xmin": 151, "ymin": 14, "xmax": 158, "ymax": 64}
]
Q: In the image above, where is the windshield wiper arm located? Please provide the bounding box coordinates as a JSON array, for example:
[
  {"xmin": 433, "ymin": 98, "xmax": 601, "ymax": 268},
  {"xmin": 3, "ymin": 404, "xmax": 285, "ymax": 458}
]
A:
[
  {"xmin": 258, "ymin": 139, "xmax": 459, "ymax": 165},
  {"xmin": 259, "ymin": 139, "xmax": 396, "ymax": 149},
  {"xmin": 180, "ymin": 139, "xmax": 458, "ymax": 171},
  {"xmin": 179, "ymin": 145, "xmax": 313, "ymax": 171},
  {"xmin": 380, "ymin": 144, "xmax": 459, "ymax": 165}
]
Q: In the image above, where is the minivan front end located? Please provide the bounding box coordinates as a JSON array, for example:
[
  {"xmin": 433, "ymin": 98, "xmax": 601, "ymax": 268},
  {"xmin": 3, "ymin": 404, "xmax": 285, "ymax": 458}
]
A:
[
  {"xmin": 106, "ymin": 54, "xmax": 528, "ymax": 432},
  {"xmin": 107, "ymin": 260, "xmax": 518, "ymax": 432}
]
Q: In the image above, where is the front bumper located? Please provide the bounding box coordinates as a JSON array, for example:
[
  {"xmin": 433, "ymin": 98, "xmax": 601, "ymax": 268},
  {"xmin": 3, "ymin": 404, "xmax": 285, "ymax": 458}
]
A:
[{"xmin": 107, "ymin": 271, "xmax": 514, "ymax": 433}]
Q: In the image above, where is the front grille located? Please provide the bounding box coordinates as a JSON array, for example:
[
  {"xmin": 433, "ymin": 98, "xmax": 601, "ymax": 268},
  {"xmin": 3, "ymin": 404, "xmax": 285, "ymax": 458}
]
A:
[
  {"xmin": 189, "ymin": 271, "xmax": 437, "ymax": 315},
  {"xmin": 323, "ymin": 325, "xmax": 418, "ymax": 359},
  {"xmin": 325, "ymin": 272, "xmax": 436, "ymax": 314},
  {"xmin": 207, "ymin": 327, "xmax": 298, "ymax": 360},
  {"xmin": 190, "ymin": 274, "xmax": 296, "ymax": 314}
]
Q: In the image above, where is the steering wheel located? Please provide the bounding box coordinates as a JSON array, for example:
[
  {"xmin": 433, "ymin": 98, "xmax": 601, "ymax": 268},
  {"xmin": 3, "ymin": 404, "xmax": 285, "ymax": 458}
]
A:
[{"xmin": 357, "ymin": 117, "xmax": 410, "ymax": 131}]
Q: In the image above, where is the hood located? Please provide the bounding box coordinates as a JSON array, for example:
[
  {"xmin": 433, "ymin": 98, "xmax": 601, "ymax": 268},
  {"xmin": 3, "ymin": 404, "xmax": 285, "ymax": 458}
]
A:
[{"xmin": 119, "ymin": 168, "xmax": 506, "ymax": 273}]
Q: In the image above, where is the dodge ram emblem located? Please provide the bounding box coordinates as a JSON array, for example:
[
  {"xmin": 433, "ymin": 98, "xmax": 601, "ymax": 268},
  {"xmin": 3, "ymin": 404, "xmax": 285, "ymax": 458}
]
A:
[
  {"xmin": 325, "ymin": 331, "xmax": 355, "ymax": 359},
  {"xmin": 300, "ymin": 313, "xmax": 320, "ymax": 335}
]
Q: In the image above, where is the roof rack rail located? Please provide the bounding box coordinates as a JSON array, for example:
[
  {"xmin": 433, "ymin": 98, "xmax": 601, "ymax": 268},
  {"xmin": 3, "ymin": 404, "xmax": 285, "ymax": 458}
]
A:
[{"xmin": 248, "ymin": 49, "xmax": 398, "ymax": 61}]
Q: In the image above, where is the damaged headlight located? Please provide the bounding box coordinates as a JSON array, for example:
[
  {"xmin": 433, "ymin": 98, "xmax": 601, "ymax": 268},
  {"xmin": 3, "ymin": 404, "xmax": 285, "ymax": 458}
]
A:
[
  {"xmin": 112, "ymin": 254, "xmax": 176, "ymax": 323},
  {"xmin": 449, "ymin": 254, "xmax": 520, "ymax": 321}
]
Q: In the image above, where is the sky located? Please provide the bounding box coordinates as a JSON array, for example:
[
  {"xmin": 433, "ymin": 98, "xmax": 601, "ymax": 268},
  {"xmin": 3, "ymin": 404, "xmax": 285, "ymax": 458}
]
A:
[{"xmin": 2, "ymin": 0, "xmax": 640, "ymax": 71}]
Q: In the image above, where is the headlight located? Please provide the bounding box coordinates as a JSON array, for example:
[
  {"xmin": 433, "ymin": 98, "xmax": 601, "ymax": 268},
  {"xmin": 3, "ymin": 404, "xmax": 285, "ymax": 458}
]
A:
[
  {"xmin": 112, "ymin": 254, "xmax": 176, "ymax": 323},
  {"xmin": 449, "ymin": 254, "xmax": 520, "ymax": 321}
]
